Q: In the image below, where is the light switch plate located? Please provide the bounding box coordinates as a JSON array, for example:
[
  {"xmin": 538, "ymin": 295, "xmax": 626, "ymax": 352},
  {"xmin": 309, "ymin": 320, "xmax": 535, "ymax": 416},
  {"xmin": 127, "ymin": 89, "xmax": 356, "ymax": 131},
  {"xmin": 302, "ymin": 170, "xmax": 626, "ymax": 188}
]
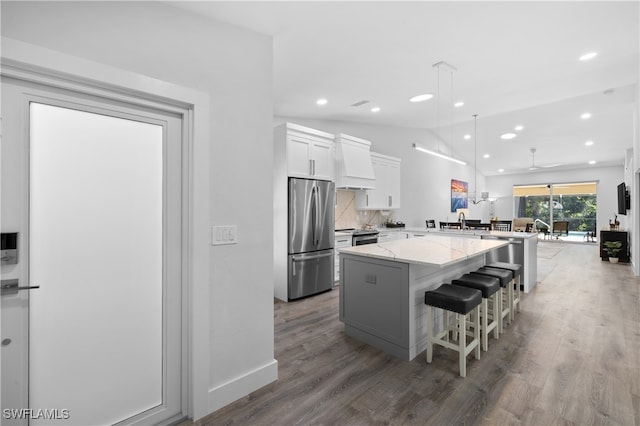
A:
[{"xmin": 211, "ymin": 225, "xmax": 238, "ymax": 245}]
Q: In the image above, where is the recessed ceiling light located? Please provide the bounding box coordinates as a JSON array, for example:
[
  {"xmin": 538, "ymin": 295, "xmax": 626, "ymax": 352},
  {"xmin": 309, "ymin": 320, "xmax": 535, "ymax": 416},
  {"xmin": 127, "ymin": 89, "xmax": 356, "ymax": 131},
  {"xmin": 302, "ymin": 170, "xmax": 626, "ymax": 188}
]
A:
[
  {"xmin": 454, "ymin": 101, "xmax": 464, "ymax": 108},
  {"xmin": 498, "ymin": 169, "xmax": 505, "ymax": 173},
  {"xmin": 409, "ymin": 93, "xmax": 434, "ymax": 103},
  {"xmin": 483, "ymin": 154, "xmax": 490, "ymax": 159},
  {"xmin": 316, "ymin": 98, "xmax": 328, "ymax": 106},
  {"xmin": 588, "ymin": 160, "xmax": 597, "ymax": 165},
  {"xmin": 585, "ymin": 140, "xmax": 594, "ymax": 146},
  {"xmin": 371, "ymin": 107, "xmax": 381, "ymax": 113},
  {"xmin": 581, "ymin": 112, "xmax": 592, "ymax": 120},
  {"xmin": 515, "ymin": 125, "xmax": 524, "ymax": 131},
  {"xmin": 464, "ymin": 134, "xmax": 471, "ymax": 140},
  {"xmin": 501, "ymin": 133, "xmax": 517, "ymax": 140},
  {"xmin": 579, "ymin": 52, "xmax": 598, "ymax": 61}
]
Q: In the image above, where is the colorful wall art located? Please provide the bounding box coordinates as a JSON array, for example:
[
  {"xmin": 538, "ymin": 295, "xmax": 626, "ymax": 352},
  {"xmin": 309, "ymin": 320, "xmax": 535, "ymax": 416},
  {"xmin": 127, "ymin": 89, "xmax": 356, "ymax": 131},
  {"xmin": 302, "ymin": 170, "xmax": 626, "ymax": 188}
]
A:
[{"xmin": 451, "ymin": 179, "xmax": 468, "ymax": 212}]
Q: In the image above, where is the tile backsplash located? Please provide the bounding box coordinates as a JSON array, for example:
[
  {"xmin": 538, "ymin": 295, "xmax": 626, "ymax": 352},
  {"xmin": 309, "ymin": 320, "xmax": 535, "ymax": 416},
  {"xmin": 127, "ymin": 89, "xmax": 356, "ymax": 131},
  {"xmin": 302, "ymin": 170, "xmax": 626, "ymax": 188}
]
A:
[
  {"xmin": 335, "ymin": 189, "xmax": 389, "ymax": 230},
  {"xmin": 335, "ymin": 190, "xmax": 359, "ymax": 229}
]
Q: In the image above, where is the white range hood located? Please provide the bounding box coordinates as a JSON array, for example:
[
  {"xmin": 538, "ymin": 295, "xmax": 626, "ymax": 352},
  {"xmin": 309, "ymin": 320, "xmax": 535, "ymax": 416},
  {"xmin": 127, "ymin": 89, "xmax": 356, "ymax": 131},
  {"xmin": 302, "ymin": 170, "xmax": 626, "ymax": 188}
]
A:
[{"xmin": 335, "ymin": 133, "xmax": 376, "ymax": 189}]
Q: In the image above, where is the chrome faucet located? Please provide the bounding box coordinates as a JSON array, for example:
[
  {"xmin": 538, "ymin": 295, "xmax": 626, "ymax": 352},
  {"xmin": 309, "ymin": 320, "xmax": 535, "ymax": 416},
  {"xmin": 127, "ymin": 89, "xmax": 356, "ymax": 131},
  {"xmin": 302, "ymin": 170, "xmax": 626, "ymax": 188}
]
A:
[{"xmin": 457, "ymin": 211, "xmax": 466, "ymax": 229}]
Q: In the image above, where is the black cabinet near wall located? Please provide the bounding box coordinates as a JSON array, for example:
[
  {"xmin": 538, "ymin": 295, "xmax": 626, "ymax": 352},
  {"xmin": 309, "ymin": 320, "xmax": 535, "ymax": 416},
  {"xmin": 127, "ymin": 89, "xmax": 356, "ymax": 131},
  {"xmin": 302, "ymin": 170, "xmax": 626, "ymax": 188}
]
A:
[{"xmin": 600, "ymin": 230, "xmax": 630, "ymax": 262}]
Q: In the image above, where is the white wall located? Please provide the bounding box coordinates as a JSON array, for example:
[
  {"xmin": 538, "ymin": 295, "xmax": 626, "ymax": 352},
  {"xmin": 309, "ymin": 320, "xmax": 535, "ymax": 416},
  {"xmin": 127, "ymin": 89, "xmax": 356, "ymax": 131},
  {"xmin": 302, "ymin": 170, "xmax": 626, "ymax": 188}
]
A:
[
  {"xmin": 486, "ymin": 165, "xmax": 625, "ymax": 232},
  {"xmin": 2, "ymin": 1, "xmax": 276, "ymax": 418},
  {"xmin": 275, "ymin": 117, "xmax": 490, "ymax": 227}
]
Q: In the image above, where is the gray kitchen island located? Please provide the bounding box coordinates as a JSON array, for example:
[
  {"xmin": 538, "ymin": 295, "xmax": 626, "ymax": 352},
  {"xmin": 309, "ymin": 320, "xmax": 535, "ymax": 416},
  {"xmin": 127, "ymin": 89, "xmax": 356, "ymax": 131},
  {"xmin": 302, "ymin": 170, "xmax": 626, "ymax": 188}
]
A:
[{"xmin": 339, "ymin": 236, "xmax": 509, "ymax": 361}]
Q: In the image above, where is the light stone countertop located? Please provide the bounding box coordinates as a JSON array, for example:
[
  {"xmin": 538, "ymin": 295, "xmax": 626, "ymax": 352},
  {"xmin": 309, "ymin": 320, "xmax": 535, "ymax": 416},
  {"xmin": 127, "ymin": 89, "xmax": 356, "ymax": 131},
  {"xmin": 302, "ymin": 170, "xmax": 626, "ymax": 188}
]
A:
[
  {"xmin": 339, "ymin": 234, "xmax": 509, "ymax": 267},
  {"xmin": 377, "ymin": 227, "xmax": 538, "ymax": 240}
]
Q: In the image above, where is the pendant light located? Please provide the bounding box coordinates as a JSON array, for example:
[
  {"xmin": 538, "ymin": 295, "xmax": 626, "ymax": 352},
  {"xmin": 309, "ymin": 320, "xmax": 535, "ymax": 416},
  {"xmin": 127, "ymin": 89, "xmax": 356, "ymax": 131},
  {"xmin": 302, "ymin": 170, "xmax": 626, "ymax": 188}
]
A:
[
  {"xmin": 413, "ymin": 61, "xmax": 466, "ymax": 166},
  {"xmin": 470, "ymin": 114, "xmax": 488, "ymax": 204}
]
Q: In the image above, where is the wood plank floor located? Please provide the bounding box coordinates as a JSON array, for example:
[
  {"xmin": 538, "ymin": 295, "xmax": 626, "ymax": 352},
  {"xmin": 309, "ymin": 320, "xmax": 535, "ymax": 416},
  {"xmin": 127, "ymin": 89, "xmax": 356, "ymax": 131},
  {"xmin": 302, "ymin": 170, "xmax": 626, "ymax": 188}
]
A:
[{"xmin": 192, "ymin": 242, "xmax": 639, "ymax": 425}]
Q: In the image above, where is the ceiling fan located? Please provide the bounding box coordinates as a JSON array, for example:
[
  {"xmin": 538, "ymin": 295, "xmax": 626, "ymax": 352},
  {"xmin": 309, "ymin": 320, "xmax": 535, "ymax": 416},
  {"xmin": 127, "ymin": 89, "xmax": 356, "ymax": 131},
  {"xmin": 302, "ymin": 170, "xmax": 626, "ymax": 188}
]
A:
[{"xmin": 528, "ymin": 147, "xmax": 562, "ymax": 170}]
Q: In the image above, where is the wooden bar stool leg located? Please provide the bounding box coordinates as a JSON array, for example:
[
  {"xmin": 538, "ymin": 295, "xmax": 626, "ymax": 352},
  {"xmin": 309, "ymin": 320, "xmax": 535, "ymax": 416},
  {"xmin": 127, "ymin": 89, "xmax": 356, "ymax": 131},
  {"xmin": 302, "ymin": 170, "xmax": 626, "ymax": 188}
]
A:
[
  {"xmin": 507, "ymin": 280, "xmax": 514, "ymax": 323},
  {"xmin": 492, "ymin": 291, "xmax": 500, "ymax": 339},
  {"xmin": 481, "ymin": 298, "xmax": 488, "ymax": 351},
  {"xmin": 426, "ymin": 305, "xmax": 433, "ymax": 363},
  {"xmin": 473, "ymin": 306, "xmax": 481, "ymax": 360},
  {"xmin": 497, "ymin": 288, "xmax": 504, "ymax": 334},
  {"xmin": 458, "ymin": 313, "xmax": 466, "ymax": 377},
  {"xmin": 443, "ymin": 309, "xmax": 450, "ymax": 342},
  {"xmin": 514, "ymin": 275, "xmax": 521, "ymax": 313}
]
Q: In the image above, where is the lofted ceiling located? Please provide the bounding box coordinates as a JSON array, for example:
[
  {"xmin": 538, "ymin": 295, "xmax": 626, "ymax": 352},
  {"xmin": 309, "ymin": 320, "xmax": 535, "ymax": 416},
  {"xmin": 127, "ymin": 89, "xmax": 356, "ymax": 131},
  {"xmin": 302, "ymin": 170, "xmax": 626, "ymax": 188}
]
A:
[{"xmin": 167, "ymin": 1, "xmax": 639, "ymax": 176}]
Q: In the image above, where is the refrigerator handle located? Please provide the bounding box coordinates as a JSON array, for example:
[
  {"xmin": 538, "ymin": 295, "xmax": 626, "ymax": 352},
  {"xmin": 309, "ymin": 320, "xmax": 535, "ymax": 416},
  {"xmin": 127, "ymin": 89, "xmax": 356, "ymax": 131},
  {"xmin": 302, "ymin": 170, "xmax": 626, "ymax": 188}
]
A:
[
  {"xmin": 292, "ymin": 257, "xmax": 296, "ymax": 277},
  {"xmin": 310, "ymin": 185, "xmax": 317, "ymax": 248},
  {"xmin": 313, "ymin": 186, "xmax": 320, "ymax": 249},
  {"xmin": 291, "ymin": 252, "xmax": 333, "ymax": 262},
  {"xmin": 314, "ymin": 185, "xmax": 321, "ymax": 248}
]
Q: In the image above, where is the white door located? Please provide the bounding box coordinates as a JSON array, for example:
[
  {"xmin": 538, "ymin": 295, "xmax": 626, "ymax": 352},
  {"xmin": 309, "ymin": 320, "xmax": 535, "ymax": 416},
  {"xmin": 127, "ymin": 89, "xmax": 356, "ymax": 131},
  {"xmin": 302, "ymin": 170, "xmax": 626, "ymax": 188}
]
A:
[{"xmin": 1, "ymin": 77, "xmax": 184, "ymax": 425}]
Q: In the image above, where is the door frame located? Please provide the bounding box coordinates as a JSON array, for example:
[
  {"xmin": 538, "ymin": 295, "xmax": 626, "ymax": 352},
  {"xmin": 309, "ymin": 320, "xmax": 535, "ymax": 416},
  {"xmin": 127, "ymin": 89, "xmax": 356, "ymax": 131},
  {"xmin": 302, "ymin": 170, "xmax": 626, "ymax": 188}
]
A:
[{"xmin": 1, "ymin": 38, "xmax": 211, "ymax": 420}]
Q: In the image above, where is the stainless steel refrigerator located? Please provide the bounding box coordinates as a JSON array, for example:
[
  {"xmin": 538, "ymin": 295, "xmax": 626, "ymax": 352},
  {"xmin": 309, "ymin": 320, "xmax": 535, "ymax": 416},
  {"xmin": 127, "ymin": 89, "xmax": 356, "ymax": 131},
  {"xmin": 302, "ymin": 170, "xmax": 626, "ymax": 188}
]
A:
[{"xmin": 288, "ymin": 177, "xmax": 335, "ymax": 300}]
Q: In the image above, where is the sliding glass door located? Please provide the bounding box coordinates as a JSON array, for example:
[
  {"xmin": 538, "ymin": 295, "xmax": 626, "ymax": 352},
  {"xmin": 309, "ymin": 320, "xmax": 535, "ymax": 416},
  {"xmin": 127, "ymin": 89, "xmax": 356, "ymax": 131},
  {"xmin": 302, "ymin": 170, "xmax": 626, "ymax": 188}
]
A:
[
  {"xmin": 514, "ymin": 184, "xmax": 551, "ymax": 231},
  {"xmin": 514, "ymin": 182, "xmax": 597, "ymax": 240},
  {"xmin": 552, "ymin": 183, "xmax": 598, "ymax": 234}
]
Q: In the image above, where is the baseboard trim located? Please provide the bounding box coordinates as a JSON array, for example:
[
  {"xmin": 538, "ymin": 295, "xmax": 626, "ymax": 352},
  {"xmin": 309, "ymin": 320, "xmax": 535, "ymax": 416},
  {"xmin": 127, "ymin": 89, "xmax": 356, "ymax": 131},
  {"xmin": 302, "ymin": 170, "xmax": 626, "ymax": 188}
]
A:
[{"xmin": 205, "ymin": 359, "xmax": 278, "ymax": 416}]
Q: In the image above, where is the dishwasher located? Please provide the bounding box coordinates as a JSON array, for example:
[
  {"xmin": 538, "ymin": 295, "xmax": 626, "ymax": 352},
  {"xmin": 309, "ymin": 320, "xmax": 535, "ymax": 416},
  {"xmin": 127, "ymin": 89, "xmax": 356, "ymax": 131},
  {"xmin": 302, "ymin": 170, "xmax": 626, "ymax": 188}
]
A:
[{"xmin": 482, "ymin": 235, "xmax": 525, "ymax": 290}]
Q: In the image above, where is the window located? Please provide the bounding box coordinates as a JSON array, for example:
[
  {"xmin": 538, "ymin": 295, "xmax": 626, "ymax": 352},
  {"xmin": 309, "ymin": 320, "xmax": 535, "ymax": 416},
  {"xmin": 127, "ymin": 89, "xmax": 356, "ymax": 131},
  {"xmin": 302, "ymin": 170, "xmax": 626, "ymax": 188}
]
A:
[{"xmin": 514, "ymin": 182, "xmax": 597, "ymax": 240}]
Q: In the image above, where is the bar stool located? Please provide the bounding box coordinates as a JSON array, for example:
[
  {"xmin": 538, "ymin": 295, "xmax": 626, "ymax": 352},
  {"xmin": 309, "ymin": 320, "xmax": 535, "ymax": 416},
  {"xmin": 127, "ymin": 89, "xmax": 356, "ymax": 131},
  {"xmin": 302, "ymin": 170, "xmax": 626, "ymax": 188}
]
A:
[
  {"xmin": 486, "ymin": 262, "xmax": 522, "ymax": 317},
  {"xmin": 424, "ymin": 284, "xmax": 482, "ymax": 377},
  {"xmin": 451, "ymin": 274, "xmax": 501, "ymax": 352},
  {"xmin": 471, "ymin": 266, "xmax": 513, "ymax": 332}
]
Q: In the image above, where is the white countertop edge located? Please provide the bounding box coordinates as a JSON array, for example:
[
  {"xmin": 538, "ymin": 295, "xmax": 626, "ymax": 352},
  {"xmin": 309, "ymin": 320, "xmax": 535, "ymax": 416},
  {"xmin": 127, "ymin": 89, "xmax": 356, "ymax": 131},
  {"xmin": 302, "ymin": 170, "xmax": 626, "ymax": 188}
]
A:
[
  {"xmin": 375, "ymin": 227, "xmax": 538, "ymax": 239},
  {"xmin": 335, "ymin": 231, "xmax": 352, "ymax": 237},
  {"xmin": 339, "ymin": 236, "xmax": 509, "ymax": 267}
]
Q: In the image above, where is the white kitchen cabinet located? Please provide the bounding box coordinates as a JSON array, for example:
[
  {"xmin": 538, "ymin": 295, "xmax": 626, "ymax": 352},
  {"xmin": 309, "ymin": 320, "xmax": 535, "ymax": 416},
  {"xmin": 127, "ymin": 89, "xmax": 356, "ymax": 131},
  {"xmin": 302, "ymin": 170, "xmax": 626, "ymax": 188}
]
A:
[
  {"xmin": 276, "ymin": 122, "xmax": 335, "ymax": 181},
  {"xmin": 274, "ymin": 123, "xmax": 335, "ymax": 302},
  {"xmin": 391, "ymin": 231, "xmax": 408, "ymax": 240},
  {"xmin": 378, "ymin": 230, "xmax": 407, "ymax": 241},
  {"xmin": 334, "ymin": 234, "xmax": 353, "ymax": 282},
  {"xmin": 377, "ymin": 231, "xmax": 393, "ymax": 243},
  {"xmin": 355, "ymin": 152, "xmax": 401, "ymax": 209}
]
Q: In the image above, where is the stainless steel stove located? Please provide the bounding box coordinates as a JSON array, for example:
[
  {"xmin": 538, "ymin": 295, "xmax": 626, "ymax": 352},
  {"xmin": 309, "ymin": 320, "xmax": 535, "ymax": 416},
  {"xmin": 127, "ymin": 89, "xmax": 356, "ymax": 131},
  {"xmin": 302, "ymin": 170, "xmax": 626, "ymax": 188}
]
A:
[{"xmin": 351, "ymin": 229, "xmax": 379, "ymax": 246}]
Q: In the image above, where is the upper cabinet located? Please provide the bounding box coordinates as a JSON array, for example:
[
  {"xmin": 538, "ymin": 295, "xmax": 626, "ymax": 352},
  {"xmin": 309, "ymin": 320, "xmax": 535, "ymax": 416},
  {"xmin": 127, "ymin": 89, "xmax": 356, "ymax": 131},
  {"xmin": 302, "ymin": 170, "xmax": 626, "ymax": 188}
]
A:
[
  {"xmin": 275, "ymin": 122, "xmax": 335, "ymax": 181},
  {"xmin": 335, "ymin": 134, "xmax": 376, "ymax": 189},
  {"xmin": 355, "ymin": 152, "xmax": 401, "ymax": 210}
]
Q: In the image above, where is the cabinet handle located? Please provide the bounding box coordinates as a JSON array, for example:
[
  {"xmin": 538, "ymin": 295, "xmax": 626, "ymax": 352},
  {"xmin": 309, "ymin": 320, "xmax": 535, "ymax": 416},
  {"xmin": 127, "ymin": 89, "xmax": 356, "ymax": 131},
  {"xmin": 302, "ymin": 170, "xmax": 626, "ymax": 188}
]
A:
[
  {"xmin": 313, "ymin": 159, "xmax": 316, "ymax": 175},
  {"xmin": 309, "ymin": 159, "xmax": 313, "ymax": 176},
  {"xmin": 388, "ymin": 195, "xmax": 392, "ymax": 207},
  {"xmin": 366, "ymin": 194, "xmax": 369, "ymax": 206}
]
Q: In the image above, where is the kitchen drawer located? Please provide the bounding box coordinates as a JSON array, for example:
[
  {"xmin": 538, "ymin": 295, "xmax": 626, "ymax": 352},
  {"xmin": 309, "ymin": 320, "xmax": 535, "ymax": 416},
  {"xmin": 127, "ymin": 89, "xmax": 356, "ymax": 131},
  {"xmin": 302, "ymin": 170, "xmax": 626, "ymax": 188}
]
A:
[
  {"xmin": 377, "ymin": 233, "xmax": 393, "ymax": 242},
  {"xmin": 335, "ymin": 237, "xmax": 352, "ymax": 248}
]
